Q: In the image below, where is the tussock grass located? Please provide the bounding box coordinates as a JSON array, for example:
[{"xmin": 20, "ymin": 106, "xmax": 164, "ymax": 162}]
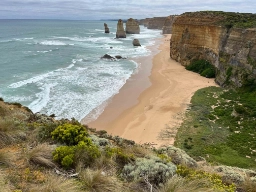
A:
[
  {"xmin": 239, "ymin": 177, "xmax": 256, "ymax": 192},
  {"xmin": 30, "ymin": 174, "xmax": 80, "ymax": 192},
  {"xmin": 0, "ymin": 118, "xmax": 25, "ymax": 148},
  {"xmin": 91, "ymin": 155, "xmax": 117, "ymax": 174},
  {"xmin": 24, "ymin": 144, "xmax": 56, "ymax": 168},
  {"xmin": 158, "ymin": 175, "xmax": 216, "ymax": 192},
  {"xmin": 79, "ymin": 168, "xmax": 122, "ymax": 192},
  {"xmin": 124, "ymin": 145, "xmax": 153, "ymax": 158},
  {"xmin": 0, "ymin": 151, "xmax": 12, "ymax": 167},
  {"xmin": 0, "ymin": 172, "xmax": 11, "ymax": 192}
]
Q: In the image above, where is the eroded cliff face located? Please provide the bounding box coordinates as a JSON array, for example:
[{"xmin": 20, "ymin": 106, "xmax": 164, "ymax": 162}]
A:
[
  {"xmin": 162, "ymin": 15, "xmax": 176, "ymax": 34},
  {"xmin": 170, "ymin": 12, "xmax": 256, "ymax": 87},
  {"xmin": 147, "ymin": 17, "xmax": 166, "ymax": 30}
]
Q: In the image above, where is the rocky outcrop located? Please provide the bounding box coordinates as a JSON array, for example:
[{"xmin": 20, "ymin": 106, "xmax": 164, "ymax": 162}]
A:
[
  {"xmin": 126, "ymin": 18, "xmax": 140, "ymax": 34},
  {"xmin": 104, "ymin": 23, "xmax": 109, "ymax": 33},
  {"xmin": 147, "ymin": 17, "xmax": 167, "ymax": 29},
  {"xmin": 162, "ymin": 15, "xmax": 176, "ymax": 34},
  {"xmin": 133, "ymin": 39, "xmax": 141, "ymax": 46},
  {"xmin": 116, "ymin": 19, "xmax": 126, "ymax": 38},
  {"xmin": 170, "ymin": 11, "xmax": 256, "ymax": 88}
]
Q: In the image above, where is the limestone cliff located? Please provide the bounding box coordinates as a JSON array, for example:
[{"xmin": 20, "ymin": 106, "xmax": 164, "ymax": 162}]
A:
[
  {"xmin": 116, "ymin": 19, "xmax": 126, "ymax": 38},
  {"xmin": 147, "ymin": 17, "xmax": 166, "ymax": 29},
  {"xmin": 126, "ymin": 18, "xmax": 140, "ymax": 34},
  {"xmin": 170, "ymin": 11, "xmax": 256, "ymax": 87},
  {"xmin": 162, "ymin": 15, "xmax": 176, "ymax": 34}
]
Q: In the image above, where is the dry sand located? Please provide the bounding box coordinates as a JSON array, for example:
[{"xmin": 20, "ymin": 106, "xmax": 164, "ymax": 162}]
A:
[{"xmin": 83, "ymin": 34, "xmax": 217, "ymax": 147}]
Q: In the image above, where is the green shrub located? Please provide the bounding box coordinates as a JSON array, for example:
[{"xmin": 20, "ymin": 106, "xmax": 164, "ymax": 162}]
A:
[
  {"xmin": 53, "ymin": 146, "xmax": 75, "ymax": 169},
  {"xmin": 185, "ymin": 60, "xmax": 216, "ymax": 78},
  {"xmin": 53, "ymin": 140, "xmax": 100, "ymax": 169},
  {"xmin": 51, "ymin": 123, "xmax": 88, "ymax": 145},
  {"xmin": 177, "ymin": 165, "xmax": 236, "ymax": 192},
  {"xmin": 75, "ymin": 140, "xmax": 100, "ymax": 167}
]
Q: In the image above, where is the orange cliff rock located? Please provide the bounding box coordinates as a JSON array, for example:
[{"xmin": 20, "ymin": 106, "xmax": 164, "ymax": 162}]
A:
[{"xmin": 170, "ymin": 11, "xmax": 256, "ymax": 88}]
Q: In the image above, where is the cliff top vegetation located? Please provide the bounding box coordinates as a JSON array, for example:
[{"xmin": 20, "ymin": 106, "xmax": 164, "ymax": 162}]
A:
[{"xmin": 182, "ymin": 11, "xmax": 256, "ymax": 28}]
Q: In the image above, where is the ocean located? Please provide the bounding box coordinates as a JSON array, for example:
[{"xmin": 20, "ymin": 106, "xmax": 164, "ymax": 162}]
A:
[{"xmin": 0, "ymin": 20, "xmax": 162, "ymax": 122}]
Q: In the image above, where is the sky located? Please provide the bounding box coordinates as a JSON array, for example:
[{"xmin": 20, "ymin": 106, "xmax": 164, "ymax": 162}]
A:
[{"xmin": 0, "ymin": 0, "xmax": 255, "ymax": 20}]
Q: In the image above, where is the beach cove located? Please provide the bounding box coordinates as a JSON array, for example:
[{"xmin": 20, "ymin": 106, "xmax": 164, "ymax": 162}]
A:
[{"xmin": 84, "ymin": 34, "xmax": 218, "ymax": 147}]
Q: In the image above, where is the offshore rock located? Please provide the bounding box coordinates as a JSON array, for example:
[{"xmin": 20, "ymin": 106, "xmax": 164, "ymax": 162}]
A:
[
  {"xmin": 126, "ymin": 18, "xmax": 140, "ymax": 34},
  {"xmin": 162, "ymin": 15, "xmax": 176, "ymax": 34},
  {"xmin": 133, "ymin": 39, "xmax": 141, "ymax": 46},
  {"xmin": 101, "ymin": 54, "xmax": 115, "ymax": 60},
  {"xmin": 116, "ymin": 19, "xmax": 126, "ymax": 38},
  {"xmin": 104, "ymin": 23, "xmax": 109, "ymax": 33},
  {"xmin": 170, "ymin": 11, "xmax": 256, "ymax": 88}
]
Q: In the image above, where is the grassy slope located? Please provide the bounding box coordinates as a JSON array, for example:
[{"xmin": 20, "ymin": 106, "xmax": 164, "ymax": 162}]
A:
[{"xmin": 174, "ymin": 86, "xmax": 256, "ymax": 168}]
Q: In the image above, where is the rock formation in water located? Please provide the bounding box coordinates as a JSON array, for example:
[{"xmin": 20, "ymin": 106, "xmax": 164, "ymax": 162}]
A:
[
  {"xmin": 104, "ymin": 23, "xmax": 109, "ymax": 33},
  {"xmin": 170, "ymin": 11, "xmax": 256, "ymax": 88},
  {"xmin": 126, "ymin": 18, "xmax": 140, "ymax": 34},
  {"xmin": 147, "ymin": 17, "xmax": 167, "ymax": 29},
  {"xmin": 162, "ymin": 15, "xmax": 176, "ymax": 34},
  {"xmin": 116, "ymin": 19, "xmax": 126, "ymax": 38},
  {"xmin": 133, "ymin": 39, "xmax": 141, "ymax": 46}
]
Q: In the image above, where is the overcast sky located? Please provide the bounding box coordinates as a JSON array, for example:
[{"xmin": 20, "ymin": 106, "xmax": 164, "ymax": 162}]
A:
[{"xmin": 0, "ymin": 0, "xmax": 255, "ymax": 20}]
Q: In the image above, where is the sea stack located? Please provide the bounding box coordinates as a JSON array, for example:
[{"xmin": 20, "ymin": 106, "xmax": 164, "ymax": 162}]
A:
[
  {"xmin": 104, "ymin": 23, "xmax": 110, "ymax": 33},
  {"xmin": 116, "ymin": 19, "xmax": 126, "ymax": 38},
  {"xmin": 133, "ymin": 39, "xmax": 141, "ymax": 46},
  {"xmin": 126, "ymin": 18, "xmax": 140, "ymax": 34}
]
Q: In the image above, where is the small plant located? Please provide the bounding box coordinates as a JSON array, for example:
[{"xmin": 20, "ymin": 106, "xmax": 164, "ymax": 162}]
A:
[
  {"xmin": 78, "ymin": 168, "xmax": 122, "ymax": 192},
  {"xmin": 51, "ymin": 123, "xmax": 88, "ymax": 145},
  {"xmin": 53, "ymin": 145, "xmax": 76, "ymax": 169},
  {"xmin": 53, "ymin": 140, "xmax": 100, "ymax": 169},
  {"xmin": 177, "ymin": 165, "xmax": 236, "ymax": 192},
  {"xmin": 30, "ymin": 174, "xmax": 80, "ymax": 192},
  {"xmin": 24, "ymin": 143, "xmax": 55, "ymax": 168},
  {"xmin": 122, "ymin": 156, "xmax": 177, "ymax": 186}
]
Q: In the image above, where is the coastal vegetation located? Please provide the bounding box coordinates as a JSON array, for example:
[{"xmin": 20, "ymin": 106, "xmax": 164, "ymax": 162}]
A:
[
  {"xmin": 0, "ymin": 98, "xmax": 248, "ymax": 192},
  {"xmin": 185, "ymin": 60, "xmax": 216, "ymax": 78},
  {"xmin": 175, "ymin": 86, "xmax": 256, "ymax": 168}
]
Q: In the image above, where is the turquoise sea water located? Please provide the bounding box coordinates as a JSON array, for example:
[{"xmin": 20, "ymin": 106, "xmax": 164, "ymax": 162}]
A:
[{"xmin": 0, "ymin": 20, "xmax": 161, "ymax": 121}]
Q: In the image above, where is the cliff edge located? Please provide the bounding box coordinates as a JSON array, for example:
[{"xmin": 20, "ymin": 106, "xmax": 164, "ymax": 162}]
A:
[{"xmin": 170, "ymin": 11, "xmax": 256, "ymax": 88}]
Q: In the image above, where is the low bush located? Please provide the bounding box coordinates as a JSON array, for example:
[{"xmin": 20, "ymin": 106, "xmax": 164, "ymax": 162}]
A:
[
  {"xmin": 53, "ymin": 140, "xmax": 100, "ymax": 169},
  {"xmin": 177, "ymin": 165, "xmax": 236, "ymax": 192},
  {"xmin": 122, "ymin": 156, "xmax": 177, "ymax": 186},
  {"xmin": 51, "ymin": 123, "xmax": 88, "ymax": 145}
]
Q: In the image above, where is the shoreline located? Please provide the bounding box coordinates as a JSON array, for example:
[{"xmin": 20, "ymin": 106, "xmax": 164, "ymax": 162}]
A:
[{"xmin": 83, "ymin": 34, "xmax": 218, "ymax": 147}]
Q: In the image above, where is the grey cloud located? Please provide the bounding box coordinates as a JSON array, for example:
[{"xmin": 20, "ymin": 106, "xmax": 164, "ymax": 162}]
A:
[{"xmin": 0, "ymin": 0, "xmax": 255, "ymax": 19}]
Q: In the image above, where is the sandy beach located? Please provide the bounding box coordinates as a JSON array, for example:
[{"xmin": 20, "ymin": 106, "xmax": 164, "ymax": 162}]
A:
[{"xmin": 83, "ymin": 34, "xmax": 217, "ymax": 147}]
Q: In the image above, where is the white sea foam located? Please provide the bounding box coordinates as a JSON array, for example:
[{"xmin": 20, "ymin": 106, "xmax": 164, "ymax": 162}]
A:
[
  {"xmin": 28, "ymin": 83, "xmax": 57, "ymax": 113},
  {"xmin": 39, "ymin": 40, "xmax": 66, "ymax": 46}
]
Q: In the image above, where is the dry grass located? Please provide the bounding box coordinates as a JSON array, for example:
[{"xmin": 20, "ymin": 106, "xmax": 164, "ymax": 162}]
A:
[
  {"xmin": 30, "ymin": 173, "xmax": 80, "ymax": 192},
  {"xmin": 79, "ymin": 168, "xmax": 123, "ymax": 192},
  {"xmin": 0, "ymin": 151, "xmax": 12, "ymax": 167},
  {"xmin": 158, "ymin": 175, "xmax": 216, "ymax": 192},
  {"xmin": 24, "ymin": 143, "xmax": 56, "ymax": 168},
  {"xmin": 91, "ymin": 155, "xmax": 117, "ymax": 175},
  {"xmin": 239, "ymin": 176, "xmax": 256, "ymax": 192},
  {"xmin": 123, "ymin": 145, "xmax": 153, "ymax": 158},
  {"xmin": 0, "ymin": 171, "xmax": 12, "ymax": 192},
  {"xmin": 0, "ymin": 118, "xmax": 25, "ymax": 148}
]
